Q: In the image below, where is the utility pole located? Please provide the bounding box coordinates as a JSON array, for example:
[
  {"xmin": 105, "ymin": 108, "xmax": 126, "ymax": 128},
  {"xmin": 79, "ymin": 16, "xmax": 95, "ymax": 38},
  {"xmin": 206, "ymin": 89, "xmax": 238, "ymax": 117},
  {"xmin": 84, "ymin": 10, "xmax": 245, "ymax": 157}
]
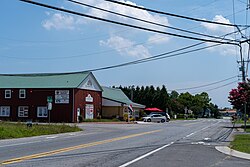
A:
[{"xmin": 239, "ymin": 40, "xmax": 250, "ymax": 132}]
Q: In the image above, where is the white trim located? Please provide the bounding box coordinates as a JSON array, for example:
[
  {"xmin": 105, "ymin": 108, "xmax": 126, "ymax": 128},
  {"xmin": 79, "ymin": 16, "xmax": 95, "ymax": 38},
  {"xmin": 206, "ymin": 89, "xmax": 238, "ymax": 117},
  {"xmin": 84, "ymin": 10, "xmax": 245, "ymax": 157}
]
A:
[
  {"xmin": 0, "ymin": 106, "xmax": 10, "ymax": 117},
  {"xmin": 19, "ymin": 89, "xmax": 26, "ymax": 99},
  {"xmin": 18, "ymin": 106, "xmax": 29, "ymax": 117},
  {"xmin": 4, "ymin": 89, "xmax": 11, "ymax": 99},
  {"xmin": 77, "ymin": 73, "xmax": 102, "ymax": 91}
]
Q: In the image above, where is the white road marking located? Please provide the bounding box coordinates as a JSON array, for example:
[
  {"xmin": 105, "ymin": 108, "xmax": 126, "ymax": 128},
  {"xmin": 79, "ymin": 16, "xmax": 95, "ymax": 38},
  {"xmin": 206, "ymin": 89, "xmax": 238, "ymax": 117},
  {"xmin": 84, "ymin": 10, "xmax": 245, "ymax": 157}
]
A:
[
  {"xmin": 119, "ymin": 142, "xmax": 174, "ymax": 167},
  {"xmin": 186, "ymin": 133, "xmax": 195, "ymax": 138},
  {"xmin": 0, "ymin": 140, "xmax": 42, "ymax": 148},
  {"xmin": 46, "ymin": 136, "xmax": 58, "ymax": 139}
]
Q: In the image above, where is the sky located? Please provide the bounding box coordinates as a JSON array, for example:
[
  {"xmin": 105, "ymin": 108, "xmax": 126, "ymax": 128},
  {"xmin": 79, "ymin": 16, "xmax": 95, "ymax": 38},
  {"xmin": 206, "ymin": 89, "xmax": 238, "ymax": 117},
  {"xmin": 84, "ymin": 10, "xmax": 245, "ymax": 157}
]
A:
[{"xmin": 1, "ymin": 0, "xmax": 250, "ymax": 108}]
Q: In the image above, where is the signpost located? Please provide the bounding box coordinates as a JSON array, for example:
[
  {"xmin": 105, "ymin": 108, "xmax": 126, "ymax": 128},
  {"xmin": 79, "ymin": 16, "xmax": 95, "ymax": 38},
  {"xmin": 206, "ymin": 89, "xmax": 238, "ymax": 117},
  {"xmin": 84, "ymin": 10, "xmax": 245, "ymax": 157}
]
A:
[{"xmin": 47, "ymin": 96, "xmax": 53, "ymax": 123}]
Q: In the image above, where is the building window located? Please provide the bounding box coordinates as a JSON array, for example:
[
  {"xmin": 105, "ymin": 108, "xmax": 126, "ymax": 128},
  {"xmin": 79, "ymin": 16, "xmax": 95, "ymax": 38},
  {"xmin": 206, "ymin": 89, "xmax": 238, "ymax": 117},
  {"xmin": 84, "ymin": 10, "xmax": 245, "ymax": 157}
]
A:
[
  {"xmin": 37, "ymin": 107, "xmax": 48, "ymax": 118},
  {"xmin": 5, "ymin": 89, "xmax": 11, "ymax": 99},
  {"xmin": 18, "ymin": 106, "xmax": 28, "ymax": 117},
  {"xmin": 0, "ymin": 106, "xmax": 10, "ymax": 117},
  {"xmin": 19, "ymin": 89, "xmax": 26, "ymax": 99}
]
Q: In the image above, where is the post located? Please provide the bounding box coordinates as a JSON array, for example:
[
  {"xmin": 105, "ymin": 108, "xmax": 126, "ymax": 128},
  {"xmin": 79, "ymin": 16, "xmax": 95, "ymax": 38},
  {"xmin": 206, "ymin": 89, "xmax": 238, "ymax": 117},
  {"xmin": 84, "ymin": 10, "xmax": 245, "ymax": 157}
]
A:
[
  {"xmin": 244, "ymin": 102, "xmax": 247, "ymax": 132},
  {"xmin": 239, "ymin": 45, "xmax": 247, "ymax": 132},
  {"xmin": 47, "ymin": 102, "xmax": 52, "ymax": 124}
]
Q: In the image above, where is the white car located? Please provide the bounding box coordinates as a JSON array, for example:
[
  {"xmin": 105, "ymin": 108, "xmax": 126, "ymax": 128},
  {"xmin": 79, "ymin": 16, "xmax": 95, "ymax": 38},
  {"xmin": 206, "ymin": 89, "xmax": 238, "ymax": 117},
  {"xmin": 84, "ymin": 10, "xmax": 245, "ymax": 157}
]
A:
[{"xmin": 143, "ymin": 114, "xmax": 166, "ymax": 123}]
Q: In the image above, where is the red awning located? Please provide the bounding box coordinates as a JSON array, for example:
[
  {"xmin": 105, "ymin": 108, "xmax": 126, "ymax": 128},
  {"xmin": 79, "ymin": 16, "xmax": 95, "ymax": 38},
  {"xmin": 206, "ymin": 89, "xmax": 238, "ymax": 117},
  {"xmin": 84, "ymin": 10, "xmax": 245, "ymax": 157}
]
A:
[{"xmin": 144, "ymin": 108, "xmax": 163, "ymax": 112}]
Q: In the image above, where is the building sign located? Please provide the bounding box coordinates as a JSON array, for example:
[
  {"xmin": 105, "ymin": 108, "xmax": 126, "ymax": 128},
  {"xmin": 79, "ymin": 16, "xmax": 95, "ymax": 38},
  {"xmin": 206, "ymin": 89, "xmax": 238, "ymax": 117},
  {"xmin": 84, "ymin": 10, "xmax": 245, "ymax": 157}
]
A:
[
  {"xmin": 85, "ymin": 104, "xmax": 94, "ymax": 119},
  {"xmin": 85, "ymin": 94, "xmax": 93, "ymax": 102},
  {"xmin": 55, "ymin": 90, "xmax": 69, "ymax": 104},
  {"xmin": 47, "ymin": 96, "xmax": 53, "ymax": 103}
]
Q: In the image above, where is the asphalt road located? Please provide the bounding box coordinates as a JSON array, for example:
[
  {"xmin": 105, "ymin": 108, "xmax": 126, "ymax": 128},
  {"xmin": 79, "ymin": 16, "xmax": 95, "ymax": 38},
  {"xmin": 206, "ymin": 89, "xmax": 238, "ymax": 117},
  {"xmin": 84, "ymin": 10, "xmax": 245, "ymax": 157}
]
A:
[{"xmin": 0, "ymin": 119, "xmax": 249, "ymax": 167}]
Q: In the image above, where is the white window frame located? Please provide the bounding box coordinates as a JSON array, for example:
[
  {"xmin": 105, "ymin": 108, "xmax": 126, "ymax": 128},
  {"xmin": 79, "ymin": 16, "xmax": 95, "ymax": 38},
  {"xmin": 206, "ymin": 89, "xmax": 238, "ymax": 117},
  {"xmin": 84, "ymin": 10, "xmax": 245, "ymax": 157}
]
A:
[
  {"xmin": 19, "ymin": 89, "xmax": 26, "ymax": 99},
  {"xmin": 0, "ymin": 106, "xmax": 10, "ymax": 117},
  {"xmin": 5, "ymin": 89, "xmax": 11, "ymax": 99},
  {"xmin": 37, "ymin": 107, "xmax": 48, "ymax": 118},
  {"xmin": 18, "ymin": 106, "xmax": 29, "ymax": 117}
]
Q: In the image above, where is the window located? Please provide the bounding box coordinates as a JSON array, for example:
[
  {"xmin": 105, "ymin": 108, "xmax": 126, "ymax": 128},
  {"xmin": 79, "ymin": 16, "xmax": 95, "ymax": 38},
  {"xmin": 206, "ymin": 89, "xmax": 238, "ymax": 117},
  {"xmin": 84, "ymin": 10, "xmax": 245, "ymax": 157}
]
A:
[
  {"xmin": 37, "ymin": 107, "xmax": 48, "ymax": 118},
  {"xmin": 5, "ymin": 90, "xmax": 11, "ymax": 99},
  {"xmin": 0, "ymin": 106, "xmax": 10, "ymax": 117},
  {"xmin": 18, "ymin": 106, "xmax": 28, "ymax": 117},
  {"xmin": 19, "ymin": 89, "xmax": 26, "ymax": 98}
]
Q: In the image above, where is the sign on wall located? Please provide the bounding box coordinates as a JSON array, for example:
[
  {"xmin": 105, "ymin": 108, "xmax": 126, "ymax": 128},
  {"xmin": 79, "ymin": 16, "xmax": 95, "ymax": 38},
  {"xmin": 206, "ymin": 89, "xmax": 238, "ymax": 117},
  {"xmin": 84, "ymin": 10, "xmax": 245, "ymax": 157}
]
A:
[
  {"xmin": 55, "ymin": 90, "xmax": 69, "ymax": 104},
  {"xmin": 85, "ymin": 94, "xmax": 93, "ymax": 102},
  {"xmin": 85, "ymin": 104, "xmax": 94, "ymax": 119}
]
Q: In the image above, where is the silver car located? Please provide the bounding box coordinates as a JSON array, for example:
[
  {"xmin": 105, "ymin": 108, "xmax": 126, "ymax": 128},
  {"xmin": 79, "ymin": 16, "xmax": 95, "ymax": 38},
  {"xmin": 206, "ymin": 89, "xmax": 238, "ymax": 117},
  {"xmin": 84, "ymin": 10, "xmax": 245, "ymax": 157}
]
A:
[{"xmin": 143, "ymin": 114, "xmax": 166, "ymax": 123}]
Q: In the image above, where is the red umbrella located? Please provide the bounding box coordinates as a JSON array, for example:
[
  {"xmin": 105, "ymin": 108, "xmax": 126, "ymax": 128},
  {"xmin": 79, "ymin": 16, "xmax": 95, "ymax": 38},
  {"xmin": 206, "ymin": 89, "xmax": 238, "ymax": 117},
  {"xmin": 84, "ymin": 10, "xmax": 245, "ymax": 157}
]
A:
[{"xmin": 144, "ymin": 108, "xmax": 163, "ymax": 112}]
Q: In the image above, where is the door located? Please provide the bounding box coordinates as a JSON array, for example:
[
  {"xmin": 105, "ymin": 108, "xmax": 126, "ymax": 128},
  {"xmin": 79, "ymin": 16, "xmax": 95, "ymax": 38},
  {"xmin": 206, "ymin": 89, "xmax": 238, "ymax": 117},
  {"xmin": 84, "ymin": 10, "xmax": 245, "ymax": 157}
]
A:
[{"xmin": 85, "ymin": 104, "xmax": 94, "ymax": 119}]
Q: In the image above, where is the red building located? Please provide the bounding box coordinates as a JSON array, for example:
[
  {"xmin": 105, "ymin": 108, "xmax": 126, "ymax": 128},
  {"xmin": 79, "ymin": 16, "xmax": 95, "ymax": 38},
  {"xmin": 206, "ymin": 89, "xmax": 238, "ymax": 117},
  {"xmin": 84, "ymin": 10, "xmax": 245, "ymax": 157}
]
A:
[{"xmin": 0, "ymin": 72, "xmax": 102, "ymax": 122}]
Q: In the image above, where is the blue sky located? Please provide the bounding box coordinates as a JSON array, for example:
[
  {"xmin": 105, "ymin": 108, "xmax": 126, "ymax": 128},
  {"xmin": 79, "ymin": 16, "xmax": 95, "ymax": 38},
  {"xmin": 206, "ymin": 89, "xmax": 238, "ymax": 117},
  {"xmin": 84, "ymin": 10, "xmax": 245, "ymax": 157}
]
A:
[{"xmin": 1, "ymin": 0, "xmax": 249, "ymax": 108}]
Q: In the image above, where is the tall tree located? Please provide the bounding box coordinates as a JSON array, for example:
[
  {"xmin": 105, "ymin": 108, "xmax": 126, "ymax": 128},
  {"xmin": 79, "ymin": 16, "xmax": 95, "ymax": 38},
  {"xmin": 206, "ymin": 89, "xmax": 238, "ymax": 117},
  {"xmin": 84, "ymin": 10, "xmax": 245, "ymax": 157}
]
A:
[{"xmin": 229, "ymin": 82, "xmax": 250, "ymax": 114}]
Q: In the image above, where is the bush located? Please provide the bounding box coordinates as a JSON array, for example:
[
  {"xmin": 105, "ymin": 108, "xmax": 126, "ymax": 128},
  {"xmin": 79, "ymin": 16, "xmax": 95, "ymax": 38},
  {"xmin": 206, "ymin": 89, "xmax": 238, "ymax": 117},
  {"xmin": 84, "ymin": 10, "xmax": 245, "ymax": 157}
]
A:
[{"xmin": 78, "ymin": 115, "xmax": 83, "ymax": 123}]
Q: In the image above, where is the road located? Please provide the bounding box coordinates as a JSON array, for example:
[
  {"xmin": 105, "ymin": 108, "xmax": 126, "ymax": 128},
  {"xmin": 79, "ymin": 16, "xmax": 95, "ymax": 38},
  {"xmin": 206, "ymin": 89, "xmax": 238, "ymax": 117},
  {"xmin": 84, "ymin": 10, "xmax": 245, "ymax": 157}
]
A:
[{"xmin": 0, "ymin": 119, "xmax": 249, "ymax": 167}]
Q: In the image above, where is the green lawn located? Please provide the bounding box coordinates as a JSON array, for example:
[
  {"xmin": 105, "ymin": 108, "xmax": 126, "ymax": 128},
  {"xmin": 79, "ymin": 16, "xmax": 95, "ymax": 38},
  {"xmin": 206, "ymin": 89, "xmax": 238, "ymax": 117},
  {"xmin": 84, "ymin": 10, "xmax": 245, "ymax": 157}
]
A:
[
  {"xmin": 0, "ymin": 122, "xmax": 82, "ymax": 139},
  {"xmin": 231, "ymin": 134, "xmax": 250, "ymax": 154}
]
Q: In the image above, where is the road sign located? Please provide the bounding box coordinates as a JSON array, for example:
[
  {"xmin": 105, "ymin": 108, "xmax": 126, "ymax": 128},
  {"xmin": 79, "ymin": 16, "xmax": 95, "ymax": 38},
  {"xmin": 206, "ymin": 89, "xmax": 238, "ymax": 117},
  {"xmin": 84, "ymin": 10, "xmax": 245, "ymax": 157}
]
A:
[
  {"xmin": 47, "ymin": 102, "xmax": 52, "ymax": 110},
  {"xmin": 47, "ymin": 96, "xmax": 53, "ymax": 103}
]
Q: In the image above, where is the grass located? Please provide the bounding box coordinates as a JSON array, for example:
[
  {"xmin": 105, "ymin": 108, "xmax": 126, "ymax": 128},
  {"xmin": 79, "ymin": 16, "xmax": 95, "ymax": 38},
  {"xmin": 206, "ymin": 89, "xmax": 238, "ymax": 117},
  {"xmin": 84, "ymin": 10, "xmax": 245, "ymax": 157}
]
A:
[
  {"xmin": 0, "ymin": 122, "xmax": 82, "ymax": 139},
  {"xmin": 233, "ymin": 119, "xmax": 250, "ymax": 132},
  {"xmin": 234, "ymin": 119, "xmax": 250, "ymax": 125},
  {"xmin": 231, "ymin": 134, "xmax": 250, "ymax": 154}
]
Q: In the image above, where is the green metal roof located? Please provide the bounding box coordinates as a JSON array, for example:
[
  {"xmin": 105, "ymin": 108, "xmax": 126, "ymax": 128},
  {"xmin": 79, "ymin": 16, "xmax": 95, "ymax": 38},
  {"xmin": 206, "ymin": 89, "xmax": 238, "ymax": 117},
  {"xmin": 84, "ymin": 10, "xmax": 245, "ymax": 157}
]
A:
[
  {"xmin": 102, "ymin": 86, "xmax": 145, "ymax": 108},
  {"xmin": 0, "ymin": 72, "xmax": 90, "ymax": 88}
]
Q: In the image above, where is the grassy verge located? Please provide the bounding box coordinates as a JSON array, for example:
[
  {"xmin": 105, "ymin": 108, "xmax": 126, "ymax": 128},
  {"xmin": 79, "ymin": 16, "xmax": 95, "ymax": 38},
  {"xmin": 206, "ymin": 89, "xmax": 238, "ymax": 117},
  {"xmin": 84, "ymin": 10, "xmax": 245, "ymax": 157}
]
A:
[
  {"xmin": 234, "ymin": 119, "xmax": 250, "ymax": 124},
  {"xmin": 231, "ymin": 134, "xmax": 250, "ymax": 154},
  {"xmin": 0, "ymin": 122, "xmax": 82, "ymax": 139},
  {"xmin": 233, "ymin": 120, "xmax": 250, "ymax": 132}
]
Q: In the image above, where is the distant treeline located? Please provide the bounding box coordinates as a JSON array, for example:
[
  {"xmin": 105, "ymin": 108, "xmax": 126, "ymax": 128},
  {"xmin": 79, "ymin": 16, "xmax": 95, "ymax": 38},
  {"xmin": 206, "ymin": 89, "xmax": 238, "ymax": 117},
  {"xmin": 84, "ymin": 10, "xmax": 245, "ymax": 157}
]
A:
[{"xmin": 114, "ymin": 85, "xmax": 220, "ymax": 118}]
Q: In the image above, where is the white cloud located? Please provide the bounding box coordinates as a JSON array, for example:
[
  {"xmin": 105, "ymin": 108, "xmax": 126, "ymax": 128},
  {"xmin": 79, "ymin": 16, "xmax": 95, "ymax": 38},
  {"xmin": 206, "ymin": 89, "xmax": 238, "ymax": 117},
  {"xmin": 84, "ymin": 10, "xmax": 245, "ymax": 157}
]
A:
[
  {"xmin": 87, "ymin": 0, "xmax": 169, "ymax": 30},
  {"xmin": 201, "ymin": 15, "xmax": 234, "ymax": 34},
  {"xmin": 205, "ymin": 41, "xmax": 237, "ymax": 56},
  {"xmin": 42, "ymin": 0, "xmax": 170, "ymax": 43},
  {"xmin": 42, "ymin": 13, "xmax": 77, "ymax": 30},
  {"xmin": 147, "ymin": 34, "xmax": 170, "ymax": 44},
  {"xmin": 100, "ymin": 35, "xmax": 151, "ymax": 58}
]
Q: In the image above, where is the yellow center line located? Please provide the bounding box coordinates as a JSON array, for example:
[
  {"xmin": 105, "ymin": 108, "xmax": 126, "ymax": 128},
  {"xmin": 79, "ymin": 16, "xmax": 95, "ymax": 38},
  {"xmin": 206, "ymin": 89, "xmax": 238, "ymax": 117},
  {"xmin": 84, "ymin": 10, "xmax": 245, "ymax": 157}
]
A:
[{"xmin": 0, "ymin": 129, "xmax": 161, "ymax": 165}]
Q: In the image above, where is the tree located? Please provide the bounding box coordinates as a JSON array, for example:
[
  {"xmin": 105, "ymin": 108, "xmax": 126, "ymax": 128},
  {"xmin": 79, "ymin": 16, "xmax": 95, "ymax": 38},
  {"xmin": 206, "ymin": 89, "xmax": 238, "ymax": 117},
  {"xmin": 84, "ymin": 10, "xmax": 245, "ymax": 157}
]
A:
[{"xmin": 229, "ymin": 82, "xmax": 250, "ymax": 115}]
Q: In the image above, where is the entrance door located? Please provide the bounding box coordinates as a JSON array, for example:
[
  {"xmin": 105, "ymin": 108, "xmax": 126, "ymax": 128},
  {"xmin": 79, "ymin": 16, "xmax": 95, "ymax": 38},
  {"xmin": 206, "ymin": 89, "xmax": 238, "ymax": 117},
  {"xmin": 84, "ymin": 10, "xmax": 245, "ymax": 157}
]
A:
[{"xmin": 85, "ymin": 104, "xmax": 94, "ymax": 119}]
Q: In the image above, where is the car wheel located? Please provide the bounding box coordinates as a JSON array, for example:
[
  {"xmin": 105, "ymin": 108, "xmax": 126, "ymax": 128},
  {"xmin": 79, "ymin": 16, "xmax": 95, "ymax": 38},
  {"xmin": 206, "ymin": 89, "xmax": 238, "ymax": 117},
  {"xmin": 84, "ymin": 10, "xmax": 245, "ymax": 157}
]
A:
[
  {"xmin": 147, "ymin": 119, "xmax": 151, "ymax": 122},
  {"xmin": 161, "ymin": 119, "xmax": 165, "ymax": 123}
]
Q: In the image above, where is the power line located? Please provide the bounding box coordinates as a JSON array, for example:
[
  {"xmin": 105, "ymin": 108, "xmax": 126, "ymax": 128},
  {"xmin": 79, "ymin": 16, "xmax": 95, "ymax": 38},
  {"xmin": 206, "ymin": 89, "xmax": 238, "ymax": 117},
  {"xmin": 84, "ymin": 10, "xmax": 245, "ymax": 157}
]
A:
[
  {"xmin": 19, "ymin": 0, "xmax": 238, "ymax": 45},
  {"xmin": 68, "ymin": 0, "xmax": 235, "ymax": 42},
  {"xmin": 0, "ymin": 28, "xmax": 129, "ymax": 43},
  {"xmin": 85, "ymin": 43, "xmax": 223, "ymax": 72},
  {"xmin": 3, "ymin": 25, "xmax": 244, "ymax": 60},
  {"xmin": 203, "ymin": 80, "xmax": 238, "ymax": 92},
  {"xmin": 192, "ymin": 80, "xmax": 238, "ymax": 94},
  {"xmin": 104, "ymin": 0, "xmax": 250, "ymax": 28},
  {"xmin": 0, "ymin": 42, "xmax": 223, "ymax": 76},
  {"xmin": 170, "ymin": 75, "xmax": 238, "ymax": 91}
]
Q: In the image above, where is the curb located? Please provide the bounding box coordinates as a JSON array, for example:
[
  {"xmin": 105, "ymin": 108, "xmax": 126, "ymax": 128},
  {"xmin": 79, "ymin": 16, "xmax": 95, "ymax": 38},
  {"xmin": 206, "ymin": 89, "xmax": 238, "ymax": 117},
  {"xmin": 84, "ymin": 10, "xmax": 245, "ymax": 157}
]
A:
[{"xmin": 215, "ymin": 146, "xmax": 250, "ymax": 160}]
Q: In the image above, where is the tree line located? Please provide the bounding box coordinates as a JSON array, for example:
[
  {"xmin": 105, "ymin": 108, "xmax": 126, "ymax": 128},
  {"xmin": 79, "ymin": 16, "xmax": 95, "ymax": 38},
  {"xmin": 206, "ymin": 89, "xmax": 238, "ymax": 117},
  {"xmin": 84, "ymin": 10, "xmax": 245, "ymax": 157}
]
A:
[{"xmin": 115, "ymin": 85, "xmax": 220, "ymax": 118}]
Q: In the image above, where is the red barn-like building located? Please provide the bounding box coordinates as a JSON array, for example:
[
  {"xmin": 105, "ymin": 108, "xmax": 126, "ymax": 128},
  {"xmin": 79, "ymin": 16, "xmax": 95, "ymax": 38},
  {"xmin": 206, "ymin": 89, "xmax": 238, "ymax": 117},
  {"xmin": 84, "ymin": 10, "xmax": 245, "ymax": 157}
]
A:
[{"xmin": 0, "ymin": 72, "xmax": 102, "ymax": 122}]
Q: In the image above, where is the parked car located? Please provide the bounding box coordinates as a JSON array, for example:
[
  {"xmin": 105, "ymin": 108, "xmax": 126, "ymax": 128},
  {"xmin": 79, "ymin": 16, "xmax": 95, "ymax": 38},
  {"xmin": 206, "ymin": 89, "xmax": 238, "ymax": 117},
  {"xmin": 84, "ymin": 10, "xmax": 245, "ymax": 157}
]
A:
[
  {"xmin": 143, "ymin": 114, "xmax": 166, "ymax": 123},
  {"xmin": 149, "ymin": 112, "xmax": 170, "ymax": 122}
]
